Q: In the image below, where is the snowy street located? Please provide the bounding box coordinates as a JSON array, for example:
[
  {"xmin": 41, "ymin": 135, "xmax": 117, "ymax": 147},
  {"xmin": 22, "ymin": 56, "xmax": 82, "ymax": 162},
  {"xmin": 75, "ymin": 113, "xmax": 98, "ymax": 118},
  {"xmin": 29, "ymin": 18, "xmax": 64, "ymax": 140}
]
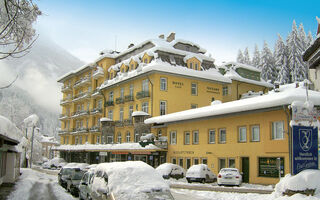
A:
[{"xmin": 7, "ymin": 169, "xmax": 76, "ymax": 200}]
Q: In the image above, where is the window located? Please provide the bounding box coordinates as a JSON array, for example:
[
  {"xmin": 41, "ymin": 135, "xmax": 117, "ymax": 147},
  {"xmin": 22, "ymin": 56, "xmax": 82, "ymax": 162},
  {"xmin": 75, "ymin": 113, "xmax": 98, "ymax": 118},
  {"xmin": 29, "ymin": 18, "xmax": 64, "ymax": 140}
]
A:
[
  {"xmin": 272, "ymin": 121, "xmax": 284, "ymax": 140},
  {"xmin": 193, "ymin": 130, "xmax": 199, "ymax": 144},
  {"xmin": 228, "ymin": 158, "xmax": 235, "ymax": 168},
  {"xmin": 108, "ymin": 110, "xmax": 113, "ymax": 120},
  {"xmin": 96, "ymin": 136, "xmax": 100, "ymax": 144},
  {"xmin": 202, "ymin": 158, "xmax": 208, "ymax": 165},
  {"xmin": 107, "ymin": 136, "xmax": 113, "ymax": 144},
  {"xmin": 130, "ymin": 64, "xmax": 134, "ymax": 70},
  {"xmin": 219, "ymin": 158, "xmax": 226, "ymax": 170},
  {"xmin": 160, "ymin": 77, "xmax": 167, "ymax": 91},
  {"xmin": 158, "ymin": 130, "xmax": 162, "ymax": 138},
  {"xmin": 219, "ymin": 128, "xmax": 226, "ymax": 143},
  {"xmin": 160, "ymin": 101, "xmax": 166, "ymax": 115},
  {"xmin": 109, "ymin": 91, "xmax": 113, "ymax": 101},
  {"xmin": 258, "ymin": 157, "xmax": 284, "ymax": 177},
  {"xmin": 186, "ymin": 158, "xmax": 191, "ymax": 169},
  {"xmin": 79, "ymin": 136, "xmax": 82, "ymax": 144},
  {"xmin": 238, "ymin": 126, "xmax": 247, "ymax": 142},
  {"xmin": 75, "ymin": 136, "xmax": 78, "ymax": 145},
  {"xmin": 129, "ymin": 105, "xmax": 133, "ymax": 119},
  {"xmin": 179, "ymin": 158, "xmax": 183, "ymax": 167},
  {"xmin": 85, "ymin": 136, "xmax": 88, "ymax": 143},
  {"xmin": 98, "ymin": 99, "xmax": 102, "ymax": 109},
  {"xmin": 142, "ymin": 102, "xmax": 148, "ymax": 113},
  {"xmin": 222, "ymin": 86, "xmax": 228, "ymax": 96},
  {"xmin": 170, "ymin": 131, "xmax": 177, "ymax": 144},
  {"xmin": 172, "ymin": 158, "xmax": 177, "ymax": 164},
  {"xmin": 191, "ymin": 83, "xmax": 197, "ymax": 95},
  {"xmin": 66, "ymin": 137, "xmax": 69, "ymax": 144},
  {"xmin": 144, "ymin": 58, "xmax": 148, "ymax": 63},
  {"xmin": 126, "ymin": 131, "xmax": 131, "ymax": 142},
  {"xmin": 209, "ymin": 129, "xmax": 215, "ymax": 144},
  {"xmin": 194, "ymin": 158, "xmax": 199, "ymax": 165},
  {"xmin": 142, "ymin": 79, "xmax": 149, "ymax": 92},
  {"xmin": 134, "ymin": 131, "xmax": 139, "ymax": 142},
  {"xmin": 184, "ymin": 131, "xmax": 190, "ymax": 145},
  {"xmin": 191, "ymin": 104, "xmax": 198, "ymax": 109},
  {"xmin": 195, "ymin": 63, "xmax": 198, "ymax": 70},
  {"xmin": 120, "ymin": 88, "xmax": 124, "ymax": 98},
  {"xmin": 117, "ymin": 133, "xmax": 122, "ymax": 144},
  {"xmin": 130, "ymin": 84, "xmax": 134, "ymax": 96},
  {"xmin": 189, "ymin": 62, "xmax": 193, "ymax": 69},
  {"xmin": 119, "ymin": 108, "xmax": 124, "ymax": 121},
  {"xmin": 251, "ymin": 125, "xmax": 260, "ymax": 142}
]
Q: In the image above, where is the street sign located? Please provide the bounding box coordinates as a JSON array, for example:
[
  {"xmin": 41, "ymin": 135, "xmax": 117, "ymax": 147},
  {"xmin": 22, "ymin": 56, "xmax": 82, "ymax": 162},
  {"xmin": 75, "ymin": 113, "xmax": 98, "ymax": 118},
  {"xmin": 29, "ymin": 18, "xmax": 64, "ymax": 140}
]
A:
[
  {"xmin": 292, "ymin": 125, "xmax": 318, "ymax": 175},
  {"xmin": 291, "ymin": 105, "xmax": 318, "ymax": 122}
]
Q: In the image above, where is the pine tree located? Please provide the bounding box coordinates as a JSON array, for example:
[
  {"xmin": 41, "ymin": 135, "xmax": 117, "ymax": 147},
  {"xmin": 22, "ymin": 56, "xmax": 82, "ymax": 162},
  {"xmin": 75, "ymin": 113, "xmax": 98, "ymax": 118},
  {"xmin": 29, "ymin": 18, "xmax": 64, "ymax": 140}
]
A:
[
  {"xmin": 236, "ymin": 50, "xmax": 245, "ymax": 64},
  {"xmin": 306, "ymin": 31, "xmax": 313, "ymax": 47},
  {"xmin": 287, "ymin": 20, "xmax": 306, "ymax": 82},
  {"xmin": 274, "ymin": 34, "xmax": 290, "ymax": 84},
  {"xmin": 251, "ymin": 44, "xmax": 261, "ymax": 69},
  {"xmin": 260, "ymin": 41, "xmax": 276, "ymax": 83},
  {"xmin": 243, "ymin": 47, "xmax": 251, "ymax": 65}
]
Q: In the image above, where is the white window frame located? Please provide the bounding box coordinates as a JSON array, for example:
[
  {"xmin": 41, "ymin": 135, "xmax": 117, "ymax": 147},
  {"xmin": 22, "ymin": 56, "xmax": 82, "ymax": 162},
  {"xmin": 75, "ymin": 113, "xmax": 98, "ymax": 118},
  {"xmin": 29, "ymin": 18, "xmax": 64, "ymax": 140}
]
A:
[
  {"xmin": 184, "ymin": 131, "xmax": 190, "ymax": 145},
  {"xmin": 191, "ymin": 83, "xmax": 198, "ymax": 96},
  {"xmin": 109, "ymin": 91, "xmax": 113, "ymax": 101},
  {"xmin": 272, "ymin": 121, "xmax": 284, "ymax": 140},
  {"xmin": 142, "ymin": 102, "xmax": 149, "ymax": 113},
  {"xmin": 142, "ymin": 79, "xmax": 149, "ymax": 92},
  {"xmin": 108, "ymin": 110, "xmax": 113, "ymax": 120},
  {"xmin": 223, "ymin": 86, "xmax": 228, "ymax": 96},
  {"xmin": 126, "ymin": 132, "xmax": 131, "ymax": 142},
  {"xmin": 251, "ymin": 125, "xmax": 260, "ymax": 142},
  {"xmin": 160, "ymin": 101, "xmax": 166, "ymax": 115},
  {"xmin": 119, "ymin": 108, "xmax": 124, "ymax": 121},
  {"xmin": 117, "ymin": 133, "xmax": 122, "ymax": 144},
  {"xmin": 193, "ymin": 130, "xmax": 199, "ymax": 144},
  {"xmin": 96, "ymin": 135, "xmax": 100, "ymax": 144},
  {"xmin": 209, "ymin": 129, "xmax": 215, "ymax": 144},
  {"xmin": 129, "ymin": 105, "xmax": 133, "ymax": 119},
  {"xmin": 219, "ymin": 128, "xmax": 226, "ymax": 143},
  {"xmin": 120, "ymin": 88, "xmax": 124, "ymax": 98},
  {"xmin": 170, "ymin": 131, "xmax": 177, "ymax": 144},
  {"xmin": 238, "ymin": 126, "xmax": 247, "ymax": 142},
  {"xmin": 160, "ymin": 77, "xmax": 167, "ymax": 91},
  {"xmin": 130, "ymin": 84, "xmax": 134, "ymax": 96}
]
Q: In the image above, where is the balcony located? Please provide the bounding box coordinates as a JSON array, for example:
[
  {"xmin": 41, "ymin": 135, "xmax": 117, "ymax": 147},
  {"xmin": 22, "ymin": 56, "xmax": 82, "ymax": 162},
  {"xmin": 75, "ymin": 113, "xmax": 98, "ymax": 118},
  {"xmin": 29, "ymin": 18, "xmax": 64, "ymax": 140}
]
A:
[
  {"xmin": 105, "ymin": 100, "xmax": 114, "ymax": 107},
  {"xmin": 136, "ymin": 91, "xmax": 150, "ymax": 99},
  {"xmin": 124, "ymin": 95, "xmax": 134, "ymax": 102},
  {"xmin": 116, "ymin": 97, "xmax": 124, "ymax": 104},
  {"xmin": 71, "ymin": 110, "xmax": 90, "ymax": 118},
  {"xmin": 71, "ymin": 127, "xmax": 89, "ymax": 134},
  {"xmin": 59, "ymin": 114, "xmax": 70, "ymax": 120},
  {"xmin": 115, "ymin": 120, "xmax": 124, "ymax": 127},
  {"xmin": 74, "ymin": 76, "xmax": 91, "ymax": 88},
  {"xmin": 60, "ymin": 97, "xmax": 72, "ymax": 105},
  {"xmin": 91, "ymin": 88, "xmax": 102, "ymax": 98},
  {"xmin": 73, "ymin": 92, "xmax": 91, "ymax": 102},
  {"xmin": 89, "ymin": 126, "xmax": 101, "ymax": 132},
  {"xmin": 58, "ymin": 129, "xmax": 69, "ymax": 135},
  {"xmin": 124, "ymin": 119, "xmax": 133, "ymax": 126},
  {"xmin": 92, "ymin": 67, "xmax": 104, "ymax": 79},
  {"xmin": 61, "ymin": 85, "xmax": 72, "ymax": 92},
  {"xmin": 90, "ymin": 107, "xmax": 102, "ymax": 115}
]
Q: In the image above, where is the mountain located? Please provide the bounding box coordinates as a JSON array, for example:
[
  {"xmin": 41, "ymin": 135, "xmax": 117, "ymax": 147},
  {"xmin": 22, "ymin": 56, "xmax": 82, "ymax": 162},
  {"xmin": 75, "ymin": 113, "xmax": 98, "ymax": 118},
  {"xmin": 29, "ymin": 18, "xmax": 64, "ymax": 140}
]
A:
[{"xmin": 0, "ymin": 34, "xmax": 84, "ymax": 137}]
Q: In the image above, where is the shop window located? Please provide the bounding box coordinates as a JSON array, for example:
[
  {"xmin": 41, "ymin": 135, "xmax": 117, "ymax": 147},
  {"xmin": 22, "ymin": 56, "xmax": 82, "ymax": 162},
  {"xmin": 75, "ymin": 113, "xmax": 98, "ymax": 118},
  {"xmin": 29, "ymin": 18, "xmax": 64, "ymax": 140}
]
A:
[
  {"xmin": 191, "ymin": 83, "xmax": 197, "ymax": 96},
  {"xmin": 184, "ymin": 131, "xmax": 190, "ymax": 145},
  {"xmin": 219, "ymin": 158, "xmax": 226, "ymax": 170},
  {"xmin": 228, "ymin": 158, "xmax": 235, "ymax": 168},
  {"xmin": 238, "ymin": 126, "xmax": 247, "ymax": 142},
  {"xmin": 258, "ymin": 157, "xmax": 284, "ymax": 177},
  {"xmin": 193, "ymin": 130, "xmax": 199, "ymax": 144},
  {"xmin": 251, "ymin": 125, "xmax": 260, "ymax": 142},
  {"xmin": 208, "ymin": 129, "xmax": 215, "ymax": 144},
  {"xmin": 160, "ymin": 77, "xmax": 167, "ymax": 91},
  {"xmin": 170, "ymin": 131, "xmax": 177, "ymax": 144},
  {"xmin": 219, "ymin": 128, "xmax": 226, "ymax": 143},
  {"xmin": 272, "ymin": 121, "xmax": 284, "ymax": 140}
]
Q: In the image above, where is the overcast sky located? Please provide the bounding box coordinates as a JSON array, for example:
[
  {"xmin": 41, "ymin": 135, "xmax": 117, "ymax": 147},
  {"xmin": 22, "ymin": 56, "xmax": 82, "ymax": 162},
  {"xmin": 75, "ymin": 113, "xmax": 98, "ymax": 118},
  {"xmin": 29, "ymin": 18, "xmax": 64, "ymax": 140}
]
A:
[{"xmin": 34, "ymin": 0, "xmax": 320, "ymax": 65}]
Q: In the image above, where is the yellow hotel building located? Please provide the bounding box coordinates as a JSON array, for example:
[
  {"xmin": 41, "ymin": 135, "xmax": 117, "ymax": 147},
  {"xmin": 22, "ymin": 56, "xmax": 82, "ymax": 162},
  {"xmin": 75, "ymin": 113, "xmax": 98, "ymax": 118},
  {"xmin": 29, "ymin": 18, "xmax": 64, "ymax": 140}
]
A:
[{"xmin": 56, "ymin": 33, "xmax": 272, "ymax": 168}]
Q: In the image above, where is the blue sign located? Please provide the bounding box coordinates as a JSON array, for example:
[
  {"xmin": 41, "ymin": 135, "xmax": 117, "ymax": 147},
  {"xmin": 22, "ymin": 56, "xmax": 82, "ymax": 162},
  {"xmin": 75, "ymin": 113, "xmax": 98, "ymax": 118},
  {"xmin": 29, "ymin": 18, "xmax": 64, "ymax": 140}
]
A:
[{"xmin": 292, "ymin": 125, "xmax": 318, "ymax": 175}]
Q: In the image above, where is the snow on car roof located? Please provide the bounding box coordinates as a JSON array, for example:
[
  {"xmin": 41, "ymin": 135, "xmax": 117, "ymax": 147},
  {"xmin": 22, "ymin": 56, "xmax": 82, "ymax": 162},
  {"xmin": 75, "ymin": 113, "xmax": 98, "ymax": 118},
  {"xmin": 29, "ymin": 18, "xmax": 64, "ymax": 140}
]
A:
[
  {"xmin": 156, "ymin": 163, "xmax": 180, "ymax": 175},
  {"xmin": 95, "ymin": 161, "xmax": 169, "ymax": 200},
  {"xmin": 145, "ymin": 82, "xmax": 320, "ymax": 125},
  {"xmin": 63, "ymin": 163, "xmax": 89, "ymax": 169},
  {"xmin": 187, "ymin": 164, "xmax": 208, "ymax": 172}
]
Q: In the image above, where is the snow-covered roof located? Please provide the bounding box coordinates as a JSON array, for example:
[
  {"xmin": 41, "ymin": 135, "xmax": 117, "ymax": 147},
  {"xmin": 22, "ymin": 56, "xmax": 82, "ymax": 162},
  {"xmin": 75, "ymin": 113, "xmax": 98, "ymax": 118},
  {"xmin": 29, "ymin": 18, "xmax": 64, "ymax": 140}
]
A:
[
  {"xmin": 224, "ymin": 69, "xmax": 273, "ymax": 88},
  {"xmin": 57, "ymin": 63, "xmax": 93, "ymax": 83},
  {"xmin": 0, "ymin": 115, "xmax": 23, "ymax": 143},
  {"xmin": 100, "ymin": 117, "xmax": 113, "ymax": 122},
  {"xmin": 221, "ymin": 61, "xmax": 261, "ymax": 72},
  {"xmin": 101, "ymin": 59, "xmax": 231, "ymax": 90},
  {"xmin": 132, "ymin": 111, "xmax": 150, "ymax": 117},
  {"xmin": 41, "ymin": 136, "xmax": 59, "ymax": 145},
  {"xmin": 172, "ymin": 39, "xmax": 207, "ymax": 53},
  {"xmin": 53, "ymin": 143, "xmax": 162, "ymax": 151},
  {"xmin": 145, "ymin": 82, "xmax": 320, "ymax": 125}
]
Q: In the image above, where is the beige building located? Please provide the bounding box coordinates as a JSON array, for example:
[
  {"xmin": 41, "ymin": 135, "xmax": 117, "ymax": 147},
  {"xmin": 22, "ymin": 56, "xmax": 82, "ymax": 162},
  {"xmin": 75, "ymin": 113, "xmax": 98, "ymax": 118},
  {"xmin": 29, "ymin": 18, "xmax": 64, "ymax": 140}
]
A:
[{"xmin": 41, "ymin": 135, "xmax": 59, "ymax": 159}]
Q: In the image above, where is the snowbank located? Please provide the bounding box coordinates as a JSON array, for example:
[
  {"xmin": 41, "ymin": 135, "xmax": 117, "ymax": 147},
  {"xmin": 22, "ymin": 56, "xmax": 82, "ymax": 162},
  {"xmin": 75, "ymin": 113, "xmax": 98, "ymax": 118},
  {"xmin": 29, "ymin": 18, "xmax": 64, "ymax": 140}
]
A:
[{"xmin": 0, "ymin": 115, "xmax": 23, "ymax": 143}]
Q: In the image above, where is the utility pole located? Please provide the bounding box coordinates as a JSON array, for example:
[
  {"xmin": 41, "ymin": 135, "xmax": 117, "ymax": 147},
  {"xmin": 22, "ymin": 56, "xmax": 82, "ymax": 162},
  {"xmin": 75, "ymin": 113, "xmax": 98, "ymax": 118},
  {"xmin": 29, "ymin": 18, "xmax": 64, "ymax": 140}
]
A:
[
  {"xmin": 30, "ymin": 125, "xmax": 35, "ymax": 168},
  {"xmin": 25, "ymin": 127, "xmax": 28, "ymax": 168}
]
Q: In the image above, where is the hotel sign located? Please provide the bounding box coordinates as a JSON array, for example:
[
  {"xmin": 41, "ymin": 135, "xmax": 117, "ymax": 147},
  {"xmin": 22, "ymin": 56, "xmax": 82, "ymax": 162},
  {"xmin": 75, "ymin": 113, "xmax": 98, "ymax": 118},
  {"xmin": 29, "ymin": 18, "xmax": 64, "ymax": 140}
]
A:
[{"xmin": 292, "ymin": 126, "xmax": 318, "ymax": 175}]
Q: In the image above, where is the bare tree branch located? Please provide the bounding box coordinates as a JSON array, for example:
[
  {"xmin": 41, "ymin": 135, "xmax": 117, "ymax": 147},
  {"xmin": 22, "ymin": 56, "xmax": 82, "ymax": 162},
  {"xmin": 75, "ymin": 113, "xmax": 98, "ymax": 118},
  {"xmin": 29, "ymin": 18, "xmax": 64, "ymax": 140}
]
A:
[{"xmin": 0, "ymin": 74, "xmax": 18, "ymax": 89}]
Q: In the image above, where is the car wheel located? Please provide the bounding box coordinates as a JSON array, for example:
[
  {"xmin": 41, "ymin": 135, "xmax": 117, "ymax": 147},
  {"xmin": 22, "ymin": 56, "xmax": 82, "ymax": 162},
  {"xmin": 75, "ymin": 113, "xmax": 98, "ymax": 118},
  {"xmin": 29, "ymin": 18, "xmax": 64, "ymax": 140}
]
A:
[
  {"xmin": 187, "ymin": 178, "xmax": 191, "ymax": 183},
  {"xmin": 218, "ymin": 184, "xmax": 221, "ymax": 186},
  {"xmin": 201, "ymin": 178, "xmax": 206, "ymax": 184}
]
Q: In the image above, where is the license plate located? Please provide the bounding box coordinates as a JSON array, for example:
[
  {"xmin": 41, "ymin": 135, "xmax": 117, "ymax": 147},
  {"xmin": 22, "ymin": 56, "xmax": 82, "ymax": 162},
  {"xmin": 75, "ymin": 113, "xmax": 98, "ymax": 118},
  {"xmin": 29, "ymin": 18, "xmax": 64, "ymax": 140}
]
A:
[{"xmin": 224, "ymin": 177, "xmax": 232, "ymax": 179}]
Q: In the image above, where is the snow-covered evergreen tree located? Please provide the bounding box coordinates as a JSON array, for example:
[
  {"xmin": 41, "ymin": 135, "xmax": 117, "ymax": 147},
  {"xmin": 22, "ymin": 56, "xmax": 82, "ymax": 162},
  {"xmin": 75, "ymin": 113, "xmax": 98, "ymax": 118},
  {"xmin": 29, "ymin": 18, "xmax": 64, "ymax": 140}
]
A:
[
  {"xmin": 236, "ymin": 50, "xmax": 245, "ymax": 64},
  {"xmin": 243, "ymin": 47, "xmax": 251, "ymax": 65},
  {"xmin": 306, "ymin": 31, "xmax": 313, "ymax": 47},
  {"xmin": 274, "ymin": 34, "xmax": 290, "ymax": 84},
  {"xmin": 251, "ymin": 44, "xmax": 261, "ymax": 69},
  {"xmin": 287, "ymin": 20, "xmax": 306, "ymax": 82},
  {"xmin": 260, "ymin": 41, "xmax": 276, "ymax": 83}
]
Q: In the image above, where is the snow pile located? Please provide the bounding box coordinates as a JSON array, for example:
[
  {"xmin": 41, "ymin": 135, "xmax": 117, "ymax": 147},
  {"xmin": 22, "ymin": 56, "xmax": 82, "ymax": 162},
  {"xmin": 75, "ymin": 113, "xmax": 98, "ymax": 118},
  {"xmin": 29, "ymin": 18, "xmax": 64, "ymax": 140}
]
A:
[
  {"xmin": 155, "ymin": 163, "xmax": 185, "ymax": 177},
  {"xmin": 273, "ymin": 170, "xmax": 320, "ymax": 199},
  {"xmin": 23, "ymin": 114, "xmax": 39, "ymax": 127},
  {"xmin": 145, "ymin": 82, "xmax": 320, "ymax": 125},
  {"xmin": 0, "ymin": 115, "xmax": 23, "ymax": 143},
  {"xmin": 140, "ymin": 133, "xmax": 155, "ymax": 141},
  {"xmin": 100, "ymin": 117, "xmax": 112, "ymax": 122},
  {"xmin": 45, "ymin": 157, "xmax": 66, "ymax": 167},
  {"xmin": 132, "ymin": 111, "xmax": 150, "ymax": 117},
  {"xmin": 94, "ymin": 161, "xmax": 170, "ymax": 200}
]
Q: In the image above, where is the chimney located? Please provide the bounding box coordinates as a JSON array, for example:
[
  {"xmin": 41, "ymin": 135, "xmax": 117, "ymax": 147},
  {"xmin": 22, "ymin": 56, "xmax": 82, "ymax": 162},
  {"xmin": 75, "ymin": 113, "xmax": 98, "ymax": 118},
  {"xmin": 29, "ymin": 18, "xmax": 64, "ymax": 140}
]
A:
[
  {"xmin": 158, "ymin": 34, "xmax": 164, "ymax": 39},
  {"xmin": 128, "ymin": 43, "xmax": 134, "ymax": 48},
  {"xmin": 166, "ymin": 32, "xmax": 175, "ymax": 42},
  {"xmin": 317, "ymin": 16, "xmax": 320, "ymax": 35}
]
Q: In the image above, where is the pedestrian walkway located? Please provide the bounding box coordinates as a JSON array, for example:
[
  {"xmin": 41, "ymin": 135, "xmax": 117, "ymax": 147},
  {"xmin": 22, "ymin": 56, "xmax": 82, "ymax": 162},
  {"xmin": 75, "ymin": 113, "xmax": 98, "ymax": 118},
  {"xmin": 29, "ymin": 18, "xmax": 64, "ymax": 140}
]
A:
[{"xmin": 0, "ymin": 183, "xmax": 16, "ymax": 200}]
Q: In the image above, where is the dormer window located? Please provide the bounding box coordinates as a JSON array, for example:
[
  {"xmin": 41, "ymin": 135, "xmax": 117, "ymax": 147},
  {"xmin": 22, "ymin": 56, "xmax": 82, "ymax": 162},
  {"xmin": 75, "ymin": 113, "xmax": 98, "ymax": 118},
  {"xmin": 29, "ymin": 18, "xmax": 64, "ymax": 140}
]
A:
[
  {"xmin": 195, "ymin": 63, "xmax": 198, "ymax": 70},
  {"xmin": 189, "ymin": 62, "xmax": 193, "ymax": 69},
  {"xmin": 144, "ymin": 58, "xmax": 148, "ymax": 63},
  {"xmin": 130, "ymin": 64, "xmax": 134, "ymax": 70},
  {"xmin": 121, "ymin": 68, "xmax": 124, "ymax": 73}
]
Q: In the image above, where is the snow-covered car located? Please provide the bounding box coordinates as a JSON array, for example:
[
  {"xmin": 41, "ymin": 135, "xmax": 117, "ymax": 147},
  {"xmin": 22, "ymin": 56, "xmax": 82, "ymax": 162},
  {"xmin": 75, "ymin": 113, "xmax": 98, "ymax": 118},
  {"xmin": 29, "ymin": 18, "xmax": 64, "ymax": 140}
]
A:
[
  {"xmin": 90, "ymin": 161, "xmax": 174, "ymax": 200},
  {"xmin": 79, "ymin": 167, "xmax": 96, "ymax": 200},
  {"xmin": 186, "ymin": 164, "xmax": 217, "ymax": 183},
  {"xmin": 67, "ymin": 168, "xmax": 86, "ymax": 197},
  {"xmin": 42, "ymin": 157, "xmax": 66, "ymax": 169},
  {"xmin": 155, "ymin": 163, "xmax": 185, "ymax": 180},
  {"xmin": 217, "ymin": 168, "xmax": 242, "ymax": 186},
  {"xmin": 58, "ymin": 163, "xmax": 89, "ymax": 190}
]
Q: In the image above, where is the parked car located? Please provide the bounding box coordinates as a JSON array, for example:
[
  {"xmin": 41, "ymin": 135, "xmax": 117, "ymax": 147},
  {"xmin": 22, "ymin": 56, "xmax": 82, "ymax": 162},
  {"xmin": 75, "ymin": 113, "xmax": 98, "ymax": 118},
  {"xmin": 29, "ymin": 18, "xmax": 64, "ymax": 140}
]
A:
[
  {"xmin": 66, "ymin": 168, "xmax": 85, "ymax": 197},
  {"xmin": 58, "ymin": 163, "xmax": 89, "ymax": 190},
  {"xmin": 42, "ymin": 157, "xmax": 66, "ymax": 169},
  {"xmin": 155, "ymin": 163, "xmax": 185, "ymax": 180},
  {"xmin": 79, "ymin": 167, "xmax": 96, "ymax": 200},
  {"xmin": 217, "ymin": 168, "xmax": 242, "ymax": 186},
  {"xmin": 186, "ymin": 164, "xmax": 217, "ymax": 183},
  {"xmin": 90, "ymin": 161, "xmax": 174, "ymax": 200}
]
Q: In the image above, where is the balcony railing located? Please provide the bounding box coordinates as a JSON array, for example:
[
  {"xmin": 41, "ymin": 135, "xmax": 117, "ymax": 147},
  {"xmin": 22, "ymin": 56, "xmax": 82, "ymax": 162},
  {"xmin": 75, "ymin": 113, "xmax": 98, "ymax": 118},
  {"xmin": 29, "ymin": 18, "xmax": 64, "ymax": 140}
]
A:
[
  {"xmin": 136, "ymin": 91, "xmax": 150, "ymax": 99},
  {"xmin": 124, "ymin": 119, "xmax": 133, "ymax": 126},
  {"xmin": 115, "ymin": 120, "xmax": 124, "ymax": 127},
  {"xmin": 60, "ymin": 97, "xmax": 72, "ymax": 105},
  {"xmin": 90, "ymin": 108, "xmax": 102, "ymax": 115},
  {"xmin": 74, "ymin": 76, "xmax": 91, "ymax": 88},
  {"xmin": 124, "ymin": 95, "xmax": 134, "ymax": 102},
  {"xmin": 92, "ymin": 67, "xmax": 104, "ymax": 79},
  {"xmin": 91, "ymin": 88, "xmax": 102, "ymax": 97},
  {"xmin": 61, "ymin": 85, "xmax": 72, "ymax": 92},
  {"xmin": 71, "ymin": 110, "xmax": 90, "ymax": 118},
  {"xmin": 58, "ymin": 129, "xmax": 69, "ymax": 135},
  {"xmin": 71, "ymin": 127, "xmax": 89, "ymax": 134},
  {"xmin": 89, "ymin": 126, "xmax": 101, "ymax": 132},
  {"xmin": 116, "ymin": 97, "xmax": 124, "ymax": 104},
  {"xmin": 73, "ymin": 92, "xmax": 91, "ymax": 102},
  {"xmin": 105, "ymin": 100, "xmax": 114, "ymax": 107},
  {"xmin": 59, "ymin": 114, "xmax": 70, "ymax": 120}
]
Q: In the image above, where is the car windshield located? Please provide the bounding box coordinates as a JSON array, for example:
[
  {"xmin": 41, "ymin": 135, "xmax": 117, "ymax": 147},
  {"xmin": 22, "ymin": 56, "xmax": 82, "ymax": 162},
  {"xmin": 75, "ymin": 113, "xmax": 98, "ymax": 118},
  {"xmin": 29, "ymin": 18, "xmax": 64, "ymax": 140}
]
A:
[
  {"xmin": 72, "ymin": 171, "xmax": 84, "ymax": 180},
  {"xmin": 62, "ymin": 168, "xmax": 74, "ymax": 175}
]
